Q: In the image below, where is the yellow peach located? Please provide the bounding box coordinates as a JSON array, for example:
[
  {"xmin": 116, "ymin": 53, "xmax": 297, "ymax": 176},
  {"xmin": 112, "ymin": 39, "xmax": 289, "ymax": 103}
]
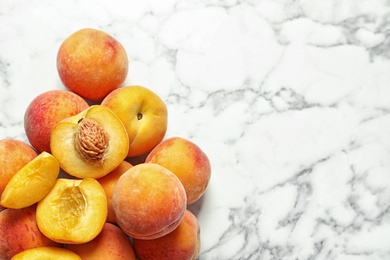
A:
[
  {"xmin": 24, "ymin": 90, "xmax": 89, "ymax": 153},
  {"xmin": 133, "ymin": 210, "xmax": 201, "ymax": 260},
  {"xmin": 57, "ymin": 28, "xmax": 128, "ymax": 101},
  {"xmin": 65, "ymin": 222, "xmax": 136, "ymax": 260},
  {"xmin": 146, "ymin": 137, "xmax": 211, "ymax": 204},
  {"xmin": 97, "ymin": 160, "xmax": 133, "ymax": 223},
  {"xmin": 50, "ymin": 105, "xmax": 129, "ymax": 179},
  {"xmin": 101, "ymin": 85, "xmax": 168, "ymax": 157},
  {"xmin": 11, "ymin": 247, "xmax": 81, "ymax": 260},
  {"xmin": 0, "ymin": 139, "xmax": 38, "ymax": 198},
  {"xmin": 1, "ymin": 152, "xmax": 59, "ymax": 209},
  {"xmin": 36, "ymin": 178, "xmax": 107, "ymax": 244},
  {"xmin": 112, "ymin": 163, "xmax": 186, "ymax": 239},
  {"xmin": 0, "ymin": 205, "xmax": 60, "ymax": 259}
]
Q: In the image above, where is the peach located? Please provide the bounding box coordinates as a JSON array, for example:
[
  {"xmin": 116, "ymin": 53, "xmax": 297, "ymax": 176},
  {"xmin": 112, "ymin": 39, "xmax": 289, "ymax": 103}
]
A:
[
  {"xmin": 0, "ymin": 205, "xmax": 60, "ymax": 260},
  {"xmin": 24, "ymin": 89, "xmax": 89, "ymax": 153},
  {"xmin": 57, "ymin": 28, "xmax": 129, "ymax": 101},
  {"xmin": 0, "ymin": 139, "xmax": 38, "ymax": 198},
  {"xmin": 97, "ymin": 160, "xmax": 133, "ymax": 223},
  {"xmin": 1, "ymin": 152, "xmax": 59, "ymax": 209},
  {"xmin": 112, "ymin": 163, "xmax": 187, "ymax": 240},
  {"xmin": 146, "ymin": 137, "xmax": 211, "ymax": 204},
  {"xmin": 133, "ymin": 210, "xmax": 201, "ymax": 260},
  {"xmin": 36, "ymin": 178, "xmax": 107, "ymax": 244},
  {"xmin": 50, "ymin": 105, "xmax": 129, "ymax": 179},
  {"xmin": 101, "ymin": 85, "xmax": 168, "ymax": 157},
  {"xmin": 11, "ymin": 247, "xmax": 81, "ymax": 260},
  {"xmin": 65, "ymin": 222, "xmax": 136, "ymax": 260}
]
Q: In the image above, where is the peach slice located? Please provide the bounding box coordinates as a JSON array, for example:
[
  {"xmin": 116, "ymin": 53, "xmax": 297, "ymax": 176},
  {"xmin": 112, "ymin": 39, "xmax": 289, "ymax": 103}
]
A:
[
  {"xmin": 1, "ymin": 152, "xmax": 59, "ymax": 209},
  {"xmin": 36, "ymin": 178, "xmax": 107, "ymax": 244},
  {"xmin": 112, "ymin": 163, "xmax": 187, "ymax": 240},
  {"xmin": 50, "ymin": 105, "xmax": 129, "ymax": 179},
  {"xmin": 101, "ymin": 85, "xmax": 168, "ymax": 157},
  {"xmin": 11, "ymin": 247, "xmax": 81, "ymax": 260}
]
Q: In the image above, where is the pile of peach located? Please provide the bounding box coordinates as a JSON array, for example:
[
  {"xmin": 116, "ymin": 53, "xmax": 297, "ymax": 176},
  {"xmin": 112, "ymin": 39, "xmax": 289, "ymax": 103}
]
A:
[{"xmin": 0, "ymin": 28, "xmax": 211, "ymax": 260}]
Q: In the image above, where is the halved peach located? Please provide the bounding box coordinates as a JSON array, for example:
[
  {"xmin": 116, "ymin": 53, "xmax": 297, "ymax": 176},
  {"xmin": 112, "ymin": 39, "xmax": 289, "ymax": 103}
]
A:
[
  {"xmin": 1, "ymin": 152, "xmax": 59, "ymax": 209},
  {"xmin": 11, "ymin": 247, "xmax": 81, "ymax": 260},
  {"xmin": 36, "ymin": 178, "xmax": 107, "ymax": 244},
  {"xmin": 50, "ymin": 105, "xmax": 129, "ymax": 178}
]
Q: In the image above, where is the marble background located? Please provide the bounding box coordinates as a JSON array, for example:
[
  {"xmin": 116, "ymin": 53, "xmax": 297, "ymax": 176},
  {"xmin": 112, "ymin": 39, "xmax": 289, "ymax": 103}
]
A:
[{"xmin": 1, "ymin": 0, "xmax": 390, "ymax": 259}]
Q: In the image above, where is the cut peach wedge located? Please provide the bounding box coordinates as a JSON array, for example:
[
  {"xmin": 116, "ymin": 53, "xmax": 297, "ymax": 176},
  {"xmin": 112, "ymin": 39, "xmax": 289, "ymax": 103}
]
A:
[
  {"xmin": 1, "ymin": 152, "xmax": 59, "ymax": 209},
  {"xmin": 50, "ymin": 105, "xmax": 129, "ymax": 179},
  {"xmin": 36, "ymin": 178, "xmax": 107, "ymax": 244},
  {"xmin": 11, "ymin": 246, "xmax": 81, "ymax": 260}
]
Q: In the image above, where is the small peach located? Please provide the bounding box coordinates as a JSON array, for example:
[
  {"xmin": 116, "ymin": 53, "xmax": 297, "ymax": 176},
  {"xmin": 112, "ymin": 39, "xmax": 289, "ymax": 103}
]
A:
[
  {"xmin": 133, "ymin": 210, "xmax": 201, "ymax": 260},
  {"xmin": 65, "ymin": 223, "xmax": 136, "ymax": 260},
  {"xmin": 0, "ymin": 205, "xmax": 60, "ymax": 260},
  {"xmin": 112, "ymin": 163, "xmax": 187, "ymax": 240},
  {"xmin": 0, "ymin": 139, "xmax": 38, "ymax": 198},
  {"xmin": 24, "ymin": 89, "xmax": 89, "ymax": 153},
  {"xmin": 57, "ymin": 28, "xmax": 129, "ymax": 101},
  {"xmin": 146, "ymin": 137, "xmax": 211, "ymax": 204},
  {"xmin": 97, "ymin": 160, "xmax": 133, "ymax": 223}
]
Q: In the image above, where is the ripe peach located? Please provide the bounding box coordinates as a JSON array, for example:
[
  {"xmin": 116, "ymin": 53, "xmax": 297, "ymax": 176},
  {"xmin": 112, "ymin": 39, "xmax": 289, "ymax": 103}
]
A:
[
  {"xmin": 133, "ymin": 210, "xmax": 201, "ymax": 260},
  {"xmin": 36, "ymin": 178, "xmax": 107, "ymax": 244},
  {"xmin": 1, "ymin": 152, "xmax": 59, "ymax": 209},
  {"xmin": 112, "ymin": 163, "xmax": 187, "ymax": 240},
  {"xmin": 57, "ymin": 28, "xmax": 129, "ymax": 101},
  {"xmin": 0, "ymin": 205, "xmax": 60, "ymax": 259},
  {"xmin": 101, "ymin": 85, "xmax": 168, "ymax": 157},
  {"xmin": 11, "ymin": 247, "xmax": 81, "ymax": 260},
  {"xmin": 146, "ymin": 137, "xmax": 211, "ymax": 204},
  {"xmin": 65, "ymin": 222, "xmax": 136, "ymax": 260},
  {"xmin": 0, "ymin": 139, "xmax": 38, "ymax": 198},
  {"xmin": 50, "ymin": 105, "xmax": 129, "ymax": 179},
  {"xmin": 97, "ymin": 160, "xmax": 133, "ymax": 223},
  {"xmin": 24, "ymin": 90, "xmax": 89, "ymax": 153}
]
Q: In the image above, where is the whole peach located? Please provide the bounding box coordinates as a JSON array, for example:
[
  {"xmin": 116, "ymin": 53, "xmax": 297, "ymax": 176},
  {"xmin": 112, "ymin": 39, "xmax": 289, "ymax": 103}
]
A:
[
  {"xmin": 0, "ymin": 139, "xmax": 38, "ymax": 198},
  {"xmin": 57, "ymin": 28, "xmax": 129, "ymax": 101},
  {"xmin": 24, "ymin": 89, "xmax": 89, "ymax": 153},
  {"xmin": 65, "ymin": 223, "xmax": 136, "ymax": 260},
  {"xmin": 0, "ymin": 205, "xmax": 60, "ymax": 259},
  {"xmin": 146, "ymin": 137, "xmax": 211, "ymax": 204},
  {"xmin": 112, "ymin": 163, "xmax": 187, "ymax": 240},
  {"xmin": 133, "ymin": 210, "xmax": 201, "ymax": 260}
]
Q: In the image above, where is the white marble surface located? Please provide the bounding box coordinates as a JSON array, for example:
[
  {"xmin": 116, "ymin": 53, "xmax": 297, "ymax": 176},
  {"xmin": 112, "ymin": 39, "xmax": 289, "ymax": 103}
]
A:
[{"xmin": 1, "ymin": 0, "xmax": 390, "ymax": 259}]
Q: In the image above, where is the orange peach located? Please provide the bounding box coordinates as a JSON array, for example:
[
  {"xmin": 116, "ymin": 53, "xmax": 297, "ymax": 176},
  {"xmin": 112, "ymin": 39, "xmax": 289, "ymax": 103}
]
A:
[
  {"xmin": 24, "ymin": 90, "xmax": 89, "ymax": 153},
  {"xmin": 97, "ymin": 160, "xmax": 133, "ymax": 223},
  {"xmin": 101, "ymin": 85, "xmax": 168, "ymax": 157},
  {"xmin": 0, "ymin": 205, "xmax": 60, "ymax": 259},
  {"xmin": 36, "ymin": 178, "xmax": 107, "ymax": 244},
  {"xmin": 133, "ymin": 210, "xmax": 201, "ymax": 260},
  {"xmin": 65, "ymin": 222, "xmax": 136, "ymax": 260},
  {"xmin": 146, "ymin": 137, "xmax": 211, "ymax": 204},
  {"xmin": 0, "ymin": 139, "xmax": 38, "ymax": 198},
  {"xmin": 11, "ymin": 247, "xmax": 81, "ymax": 260},
  {"xmin": 57, "ymin": 28, "xmax": 129, "ymax": 101},
  {"xmin": 112, "ymin": 163, "xmax": 187, "ymax": 240}
]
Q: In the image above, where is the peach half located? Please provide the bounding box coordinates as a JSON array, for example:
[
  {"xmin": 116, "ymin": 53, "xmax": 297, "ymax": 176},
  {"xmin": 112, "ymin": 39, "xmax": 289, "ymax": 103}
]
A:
[
  {"xmin": 50, "ymin": 105, "xmax": 129, "ymax": 179},
  {"xmin": 36, "ymin": 178, "xmax": 107, "ymax": 244},
  {"xmin": 133, "ymin": 210, "xmax": 201, "ymax": 260},
  {"xmin": 0, "ymin": 205, "xmax": 60, "ymax": 260},
  {"xmin": 101, "ymin": 85, "xmax": 168, "ymax": 157},
  {"xmin": 65, "ymin": 223, "xmax": 136, "ymax": 260},
  {"xmin": 97, "ymin": 160, "xmax": 133, "ymax": 223},
  {"xmin": 0, "ymin": 139, "xmax": 38, "ymax": 198},
  {"xmin": 146, "ymin": 137, "xmax": 211, "ymax": 204},
  {"xmin": 57, "ymin": 28, "xmax": 129, "ymax": 101},
  {"xmin": 1, "ymin": 152, "xmax": 59, "ymax": 209},
  {"xmin": 24, "ymin": 89, "xmax": 89, "ymax": 153},
  {"xmin": 112, "ymin": 163, "xmax": 187, "ymax": 240},
  {"xmin": 11, "ymin": 247, "xmax": 81, "ymax": 260}
]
